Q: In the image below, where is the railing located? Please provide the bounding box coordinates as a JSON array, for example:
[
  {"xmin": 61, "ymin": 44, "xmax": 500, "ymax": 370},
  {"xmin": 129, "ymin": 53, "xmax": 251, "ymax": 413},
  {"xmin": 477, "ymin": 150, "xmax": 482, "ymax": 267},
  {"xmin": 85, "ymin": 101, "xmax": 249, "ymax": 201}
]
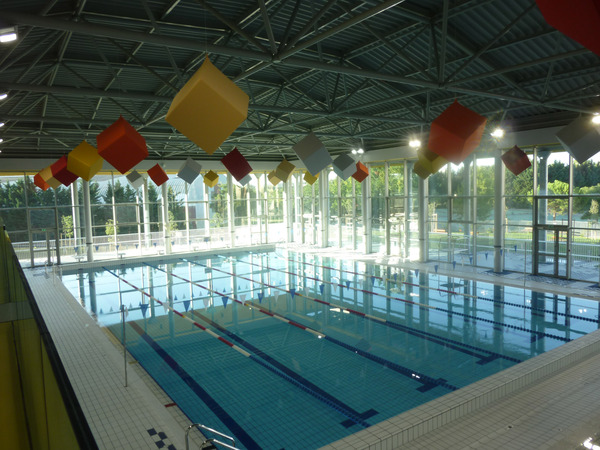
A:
[
  {"xmin": 0, "ymin": 224, "xmax": 98, "ymax": 449},
  {"xmin": 185, "ymin": 423, "xmax": 239, "ymax": 450}
]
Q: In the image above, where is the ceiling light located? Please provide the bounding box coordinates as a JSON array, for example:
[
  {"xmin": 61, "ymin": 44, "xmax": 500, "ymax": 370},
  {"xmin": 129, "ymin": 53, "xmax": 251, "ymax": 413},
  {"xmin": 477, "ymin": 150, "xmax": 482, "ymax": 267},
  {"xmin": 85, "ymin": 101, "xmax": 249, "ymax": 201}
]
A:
[
  {"xmin": 0, "ymin": 26, "xmax": 17, "ymax": 43},
  {"xmin": 0, "ymin": 93, "xmax": 7, "ymax": 101},
  {"xmin": 352, "ymin": 149, "xmax": 357, "ymax": 154},
  {"xmin": 357, "ymin": 148, "xmax": 364, "ymax": 154},
  {"xmin": 0, "ymin": 122, "xmax": 4, "ymax": 127},
  {"xmin": 491, "ymin": 127, "xmax": 505, "ymax": 138},
  {"xmin": 409, "ymin": 139, "xmax": 421, "ymax": 148},
  {"xmin": 592, "ymin": 115, "xmax": 600, "ymax": 125}
]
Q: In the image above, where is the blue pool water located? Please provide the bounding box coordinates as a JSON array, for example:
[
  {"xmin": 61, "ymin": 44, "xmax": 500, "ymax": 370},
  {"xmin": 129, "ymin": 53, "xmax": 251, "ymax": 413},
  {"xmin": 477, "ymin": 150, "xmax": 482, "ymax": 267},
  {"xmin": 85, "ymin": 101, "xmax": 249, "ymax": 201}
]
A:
[{"xmin": 62, "ymin": 250, "xmax": 600, "ymax": 449}]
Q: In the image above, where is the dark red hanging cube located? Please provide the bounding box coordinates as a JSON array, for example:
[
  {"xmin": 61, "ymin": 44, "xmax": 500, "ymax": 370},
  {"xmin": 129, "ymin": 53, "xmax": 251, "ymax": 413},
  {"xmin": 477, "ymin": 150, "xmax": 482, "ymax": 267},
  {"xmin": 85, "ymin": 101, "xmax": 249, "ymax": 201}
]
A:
[
  {"xmin": 51, "ymin": 156, "xmax": 79, "ymax": 186},
  {"xmin": 147, "ymin": 164, "xmax": 169, "ymax": 186},
  {"xmin": 96, "ymin": 116, "xmax": 148, "ymax": 174},
  {"xmin": 501, "ymin": 146, "xmax": 531, "ymax": 176},
  {"xmin": 220, "ymin": 147, "xmax": 252, "ymax": 182}
]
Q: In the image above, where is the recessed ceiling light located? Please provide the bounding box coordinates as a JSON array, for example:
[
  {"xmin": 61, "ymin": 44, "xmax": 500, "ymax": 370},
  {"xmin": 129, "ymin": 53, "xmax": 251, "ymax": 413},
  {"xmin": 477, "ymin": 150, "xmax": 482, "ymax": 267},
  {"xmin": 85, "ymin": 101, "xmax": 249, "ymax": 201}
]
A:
[
  {"xmin": 0, "ymin": 26, "xmax": 17, "ymax": 43},
  {"xmin": 0, "ymin": 93, "xmax": 7, "ymax": 100},
  {"xmin": 0, "ymin": 122, "xmax": 4, "ymax": 127},
  {"xmin": 491, "ymin": 127, "xmax": 505, "ymax": 138},
  {"xmin": 592, "ymin": 115, "xmax": 600, "ymax": 125},
  {"xmin": 409, "ymin": 139, "xmax": 421, "ymax": 148}
]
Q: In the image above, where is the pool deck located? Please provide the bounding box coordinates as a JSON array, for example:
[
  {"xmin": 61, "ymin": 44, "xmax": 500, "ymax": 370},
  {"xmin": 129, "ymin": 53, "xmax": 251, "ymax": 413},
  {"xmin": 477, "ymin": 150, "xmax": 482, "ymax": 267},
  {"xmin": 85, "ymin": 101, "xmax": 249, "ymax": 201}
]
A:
[{"xmin": 23, "ymin": 245, "xmax": 600, "ymax": 450}]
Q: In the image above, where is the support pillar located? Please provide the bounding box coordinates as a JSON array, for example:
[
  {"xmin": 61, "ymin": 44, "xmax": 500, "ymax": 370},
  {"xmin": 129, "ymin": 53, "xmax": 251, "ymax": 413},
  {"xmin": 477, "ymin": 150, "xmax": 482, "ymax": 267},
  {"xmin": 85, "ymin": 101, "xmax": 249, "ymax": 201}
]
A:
[
  {"xmin": 83, "ymin": 180, "xmax": 93, "ymax": 262},
  {"xmin": 494, "ymin": 148, "xmax": 506, "ymax": 272}
]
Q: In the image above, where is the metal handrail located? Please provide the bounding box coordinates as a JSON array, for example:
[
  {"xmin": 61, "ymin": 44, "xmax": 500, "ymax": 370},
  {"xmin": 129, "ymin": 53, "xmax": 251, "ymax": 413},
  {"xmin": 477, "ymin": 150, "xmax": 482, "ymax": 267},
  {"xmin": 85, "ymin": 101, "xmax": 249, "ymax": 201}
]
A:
[{"xmin": 185, "ymin": 423, "xmax": 239, "ymax": 450}]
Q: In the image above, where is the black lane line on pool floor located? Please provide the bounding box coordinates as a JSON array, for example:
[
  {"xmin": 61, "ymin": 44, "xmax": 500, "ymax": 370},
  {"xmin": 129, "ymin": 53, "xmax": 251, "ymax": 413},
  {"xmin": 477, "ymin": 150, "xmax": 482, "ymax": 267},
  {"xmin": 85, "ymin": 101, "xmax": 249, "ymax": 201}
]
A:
[
  {"xmin": 217, "ymin": 254, "xmax": 524, "ymax": 364},
  {"xmin": 179, "ymin": 259, "xmax": 459, "ymax": 393},
  {"xmin": 187, "ymin": 309, "xmax": 377, "ymax": 429},
  {"xmin": 127, "ymin": 321, "xmax": 262, "ymax": 450},
  {"xmin": 281, "ymin": 252, "xmax": 600, "ymax": 326},
  {"xmin": 263, "ymin": 253, "xmax": 576, "ymax": 343},
  {"xmin": 142, "ymin": 263, "xmax": 374, "ymax": 429}
]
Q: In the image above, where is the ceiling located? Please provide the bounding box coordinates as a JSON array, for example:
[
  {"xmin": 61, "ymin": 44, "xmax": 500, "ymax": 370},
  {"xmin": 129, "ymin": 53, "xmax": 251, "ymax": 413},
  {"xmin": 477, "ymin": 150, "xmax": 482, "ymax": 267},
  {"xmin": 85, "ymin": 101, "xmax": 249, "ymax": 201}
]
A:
[{"xmin": 0, "ymin": 0, "xmax": 599, "ymax": 163}]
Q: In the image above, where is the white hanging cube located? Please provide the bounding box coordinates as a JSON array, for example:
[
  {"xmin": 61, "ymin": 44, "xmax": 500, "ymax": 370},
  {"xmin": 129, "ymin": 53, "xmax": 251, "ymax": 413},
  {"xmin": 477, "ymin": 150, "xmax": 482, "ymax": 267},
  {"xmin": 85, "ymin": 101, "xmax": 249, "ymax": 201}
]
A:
[
  {"xmin": 556, "ymin": 116, "xmax": 600, "ymax": 164},
  {"xmin": 177, "ymin": 157, "xmax": 202, "ymax": 184},
  {"xmin": 293, "ymin": 132, "xmax": 332, "ymax": 176},
  {"xmin": 332, "ymin": 153, "xmax": 356, "ymax": 181},
  {"xmin": 126, "ymin": 170, "xmax": 144, "ymax": 190}
]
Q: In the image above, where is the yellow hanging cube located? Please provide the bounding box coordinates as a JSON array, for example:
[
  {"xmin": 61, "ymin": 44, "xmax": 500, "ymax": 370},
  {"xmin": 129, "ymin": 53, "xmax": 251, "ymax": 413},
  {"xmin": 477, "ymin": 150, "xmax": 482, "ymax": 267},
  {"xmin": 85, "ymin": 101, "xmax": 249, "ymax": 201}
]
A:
[
  {"xmin": 67, "ymin": 141, "xmax": 104, "ymax": 181},
  {"xmin": 417, "ymin": 147, "xmax": 447, "ymax": 175},
  {"xmin": 275, "ymin": 159, "xmax": 295, "ymax": 182},
  {"xmin": 166, "ymin": 58, "xmax": 249, "ymax": 155},
  {"xmin": 303, "ymin": 171, "xmax": 319, "ymax": 185},
  {"xmin": 39, "ymin": 166, "xmax": 61, "ymax": 189},
  {"xmin": 268, "ymin": 170, "xmax": 281, "ymax": 186},
  {"xmin": 204, "ymin": 170, "xmax": 219, "ymax": 188},
  {"xmin": 413, "ymin": 161, "xmax": 432, "ymax": 179}
]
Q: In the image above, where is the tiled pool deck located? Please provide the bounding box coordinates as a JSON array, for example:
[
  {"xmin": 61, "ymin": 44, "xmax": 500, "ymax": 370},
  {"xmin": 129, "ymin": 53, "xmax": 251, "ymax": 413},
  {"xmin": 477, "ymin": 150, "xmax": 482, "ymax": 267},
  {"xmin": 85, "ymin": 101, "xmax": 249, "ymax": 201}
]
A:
[{"xmin": 24, "ymin": 245, "xmax": 600, "ymax": 449}]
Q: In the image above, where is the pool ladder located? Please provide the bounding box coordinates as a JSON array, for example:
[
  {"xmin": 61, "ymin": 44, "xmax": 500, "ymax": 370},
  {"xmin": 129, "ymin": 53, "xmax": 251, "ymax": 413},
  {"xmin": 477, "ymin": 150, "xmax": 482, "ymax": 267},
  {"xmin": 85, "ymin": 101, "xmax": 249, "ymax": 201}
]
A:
[{"xmin": 185, "ymin": 423, "xmax": 239, "ymax": 450}]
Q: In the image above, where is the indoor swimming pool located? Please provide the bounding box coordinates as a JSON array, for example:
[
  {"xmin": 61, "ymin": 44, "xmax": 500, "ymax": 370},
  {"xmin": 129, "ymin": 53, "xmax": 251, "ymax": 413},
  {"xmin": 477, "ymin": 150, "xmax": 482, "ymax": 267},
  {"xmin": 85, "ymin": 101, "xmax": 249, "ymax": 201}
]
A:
[{"xmin": 61, "ymin": 250, "xmax": 600, "ymax": 449}]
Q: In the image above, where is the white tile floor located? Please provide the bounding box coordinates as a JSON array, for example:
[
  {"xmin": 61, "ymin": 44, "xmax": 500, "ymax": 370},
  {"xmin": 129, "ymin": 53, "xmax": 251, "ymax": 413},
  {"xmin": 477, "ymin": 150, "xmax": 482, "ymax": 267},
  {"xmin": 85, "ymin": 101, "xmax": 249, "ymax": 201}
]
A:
[
  {"xmin": 24, "ymin": 245, "xmax": 600, "ymax": 450},
  {"xmin": 25, "ymin": 269, "xmax": 199, "ymax": 450}
]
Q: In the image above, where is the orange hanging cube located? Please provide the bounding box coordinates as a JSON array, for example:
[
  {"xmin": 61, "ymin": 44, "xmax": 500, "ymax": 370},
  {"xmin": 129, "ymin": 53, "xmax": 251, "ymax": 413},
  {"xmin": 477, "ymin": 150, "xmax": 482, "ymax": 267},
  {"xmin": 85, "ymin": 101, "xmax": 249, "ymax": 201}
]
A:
[
  {"xmin": 501, "ymin": 146, "xmax": 531, "ymax": 175},
  {"xmin": 536, "ymin": 0, "xmax": 600, "ymax": 57},
  {"xmin": 221, "ymin": 147, "xmax": 252, "ymax": 182},
  {"xmin": 51, "ymin": 156, "xmax": 79, "ymax": 186},
  {"xmin": 166, "ymin": 58, "xmax": 249, "ymax": 155},
  {"xmin": 428, "ymin": 100, "xmax": 487, "ymax": 164},
  {"xmin": 147, "ymin": 164, "xmax": 169, "ymax": 187},
  {"xmin": 304, "ymin": 171, "xmax": 319, "ymax": 185},
  {"xmin": 352, "ymin": 162, "xmax": 369, "ymax": 183},
  {"xmin": 275, "ymin": 159, "xmax": 295, "ymax": 182},
  {"xmin": 96, "ymin": 116, "xmax": 148, "ymax": 174},
  {"xmin": 67, "ymin": 140, "xmax": 104, "ymax": 181},
  {"xmin": 204, "ymin": 170, "xmax": 219, "ymax": 188},
  {"xmin": 33, "ymin": 172, "xmax": 50, "ymax": 191},
  {"xmin": 39, "ymin": 166, "xmax": 61, "ymax": 189}
]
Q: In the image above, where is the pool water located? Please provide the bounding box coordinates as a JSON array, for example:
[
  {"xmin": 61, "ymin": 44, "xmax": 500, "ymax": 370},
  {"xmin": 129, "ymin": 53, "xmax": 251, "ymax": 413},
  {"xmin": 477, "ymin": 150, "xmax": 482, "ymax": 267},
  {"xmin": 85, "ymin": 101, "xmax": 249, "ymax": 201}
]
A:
[{"xmin": 61, "ymin": 250, "xmax": 600, "ymax": 449}]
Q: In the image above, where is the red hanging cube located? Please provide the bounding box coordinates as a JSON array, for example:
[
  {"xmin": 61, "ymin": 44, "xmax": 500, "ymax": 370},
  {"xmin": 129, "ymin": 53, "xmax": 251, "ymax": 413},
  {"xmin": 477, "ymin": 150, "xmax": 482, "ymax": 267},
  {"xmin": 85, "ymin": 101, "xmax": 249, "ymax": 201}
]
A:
[
  {"xmin": 147, "ymin": 164, "xmax": 169, "ymax": 186},
  {"xmin": 352, "ymin": 162, "xmax": 369, "ymax": 183},
  {"xmin": 51, "ymin": 156, "xmax": 79, "ymax": 186},
  {"xmin": 34, "ymin": 172, "xmax": 50, "ymax": 191},
  {"xmin": 501, "ymin": 146, "xmax": 531, "ymax": 176},
  {"xmin": 221, "ymin": 147, "xmax": 252, "ymax": 182},
  {"xmin": 96, "ymin": 116, "xmax": 148, "ymax": 174},
  {"xmin": 536, "ymin": 0, "xmax": 600, "ymax": 57},
  {"xmin": 428, "ymin": 100, "xmax": 487, "ymax": 164}
]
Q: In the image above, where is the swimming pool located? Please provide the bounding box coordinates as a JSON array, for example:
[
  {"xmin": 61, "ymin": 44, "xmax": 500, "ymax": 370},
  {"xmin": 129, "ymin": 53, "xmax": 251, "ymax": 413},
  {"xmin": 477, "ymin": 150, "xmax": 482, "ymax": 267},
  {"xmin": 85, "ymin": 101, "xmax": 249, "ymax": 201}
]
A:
[{"xmin": 61, "ymin": 250, "xmax": 600, "ymax": 449}]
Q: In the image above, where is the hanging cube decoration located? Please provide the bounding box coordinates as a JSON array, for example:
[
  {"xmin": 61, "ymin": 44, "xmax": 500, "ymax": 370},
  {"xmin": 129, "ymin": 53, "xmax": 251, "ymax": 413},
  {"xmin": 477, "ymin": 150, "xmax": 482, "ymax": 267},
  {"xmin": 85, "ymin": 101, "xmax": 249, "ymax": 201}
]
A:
[
  {"xmin": 204, "ymin": 170, "xmax": 219, "ymax": 188},
  {"xmin": 268, "ymin": 170, "xmax": 281, "ymax": 186},
  {"xmin": 148, "ymin": 164, "xmax": 169, "ymax": 187},
  {"xmin": 177, "ymin": 158, "xmax": 202, "ymax": 184},
  {"xmin": 352, "ymin": 162, "xmax": 369, "ymax": 183},
  {"xmin": 238, "ymin": 174, "xmax": 252, "ymax": 186},
  {"xmin": 555, "ymin": 116, "xmax": 600, "ymax": 164},
  {"xmin": 67, "ymin": 140, "xmax": 103, "ymax": 181},
  {"xmin": 166, "ymin": 58, "xmax": 249, "ymax": 155},
  {"xmin": 417, "ymin": 147, "xmax": 448, "ymax": 174},
  {"xmin": 293, "ymin": 132, "xmax": 332, "ymax": 176},
  {"xmin": 501, "ymin": 146, "xmax": 532, "ymax": 175},
  {"xmin": 126, "ymin": 170, "xmax": 144, "ymax": 190},
  {"xmin": 96, "ymin": 116, "xmax": 148, "ymax": 174},
  {"xmin": 39, "ymin": 166, "xmax": 61, "ymax": 189},
  {"xmin": 51, "ymin": 156, "xmax": 79, "ymax": 186},
  {"xmin": 413, "ymin": 161, "xmax": 432, "ymax": 179},
  {"xmin": 428, "ymin": 100, "xmax": 487, "ymax": 164},
  {"xmin": 332, "ymin": 153, "xmax": 356, "ymax": 181},
  {"xmin": 34, "ymin": 172, "xmax": 50, "ymax": 191},
  {"xmin": 275, "ymin": 159, "xmax": 295, "ymax": 182},
  {"xmin": 536, "ymin": 0, "xmax": 600, "ymax": 57},
  {"xmin": 221, "ymin": 147, "xmax": 252, "ymax": 182},
  {"xmin": 304, "ymin": 171, "xmax": 319, "ymax": 185}
]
